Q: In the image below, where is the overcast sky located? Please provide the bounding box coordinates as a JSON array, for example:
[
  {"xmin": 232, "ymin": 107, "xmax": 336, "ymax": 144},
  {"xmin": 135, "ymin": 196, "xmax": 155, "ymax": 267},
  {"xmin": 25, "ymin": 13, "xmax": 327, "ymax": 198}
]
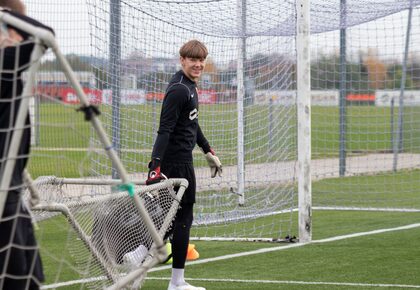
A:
[
  {"xmin": 26, "ymin": 0, "xmax": 92, "ymax": 56},
  {"xmin": 22, "ymin": 1, "xmax": 420, "ymax": 63}
]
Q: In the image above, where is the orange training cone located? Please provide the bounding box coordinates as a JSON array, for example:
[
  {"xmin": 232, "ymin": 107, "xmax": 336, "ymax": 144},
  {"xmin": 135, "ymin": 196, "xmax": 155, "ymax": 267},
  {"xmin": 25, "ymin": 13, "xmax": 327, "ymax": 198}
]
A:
[{"xmin": 186, "ymin": 244, "xmax": 199, "ymax": 260}]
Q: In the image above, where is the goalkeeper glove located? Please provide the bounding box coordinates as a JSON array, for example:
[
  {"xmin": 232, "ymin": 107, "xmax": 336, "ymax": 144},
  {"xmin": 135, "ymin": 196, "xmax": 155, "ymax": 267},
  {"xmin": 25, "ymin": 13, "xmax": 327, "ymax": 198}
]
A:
[
  {"xmin": 205, "ymin": 148, "xmax": 222, "ymax": 178},
  {"xmin": 146, "ymin": 158, "xmax": 167, "ymax": 185}
]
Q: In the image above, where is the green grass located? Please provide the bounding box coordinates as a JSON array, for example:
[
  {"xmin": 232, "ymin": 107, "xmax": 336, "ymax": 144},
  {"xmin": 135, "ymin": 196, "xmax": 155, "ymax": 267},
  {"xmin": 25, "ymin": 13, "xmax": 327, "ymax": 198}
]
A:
[
  {"xmin": 312, "ymin": 169, "xmax": 420, "ymax": 209},
  {"xmin": 33, "ymin": 170, "xmax": 420, "ymax": 289},
  {"xmin": 28, "ymin": 103, "xmax": 420, "ymax": 178},
  {"xmin": 29, "ymin": 102, "xmax": 420, "ymax": 289},
  {"xmin": 312, "ymin": 105, "xmax": 420, "ymax": 157},
  {"xmin": 36, "ymin": 216, "xmax": 81, "ymax": 284},
  {"xmin": 145, "ymin": 211, "xmax": 420, "ymax": 289},
  {"xmin": 37, "ymin": 210, "xmax": 420, "ymax": 289}
]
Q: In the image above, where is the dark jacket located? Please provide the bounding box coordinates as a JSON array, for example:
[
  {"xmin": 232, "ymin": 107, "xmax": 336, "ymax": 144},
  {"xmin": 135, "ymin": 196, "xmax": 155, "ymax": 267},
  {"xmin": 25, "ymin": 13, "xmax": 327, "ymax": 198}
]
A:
[{"xmin": 152, "ymin": 70, "xmax": 209, "ymax": 163}]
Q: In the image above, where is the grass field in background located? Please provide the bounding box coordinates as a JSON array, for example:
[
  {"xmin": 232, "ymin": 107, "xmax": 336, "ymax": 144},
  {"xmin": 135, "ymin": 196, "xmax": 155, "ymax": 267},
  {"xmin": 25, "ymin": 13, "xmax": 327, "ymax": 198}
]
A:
[
  {"xmin": 28, "ymin": 103, "xmax": 420, "ymax": 178},
  {"xmin": 29, "ymin": 102, "xmax": 420, "ymax": 289}
]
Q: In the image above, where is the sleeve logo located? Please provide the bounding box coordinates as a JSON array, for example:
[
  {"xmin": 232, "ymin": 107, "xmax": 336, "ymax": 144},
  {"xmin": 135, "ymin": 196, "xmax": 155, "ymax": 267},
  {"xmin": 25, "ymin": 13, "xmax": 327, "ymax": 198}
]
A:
[{"xmin": 189, "ymin": 108, "xmax": 198, "ymax": 120}]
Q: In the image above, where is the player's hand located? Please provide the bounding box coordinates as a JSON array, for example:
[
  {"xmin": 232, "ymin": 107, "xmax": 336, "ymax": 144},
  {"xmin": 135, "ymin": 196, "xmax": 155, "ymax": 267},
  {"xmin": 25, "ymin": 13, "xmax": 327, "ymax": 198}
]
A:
[
  {"xmin": 146, "ymin": 159, "xmax": 167, "ymax": 185},
  {"xmin": 0, "ymin": 27, "xmax": 23, "ymax": 48},
  {"xmin": 205, "ymin": 149, "xmax": 222, "ymax": 178}
]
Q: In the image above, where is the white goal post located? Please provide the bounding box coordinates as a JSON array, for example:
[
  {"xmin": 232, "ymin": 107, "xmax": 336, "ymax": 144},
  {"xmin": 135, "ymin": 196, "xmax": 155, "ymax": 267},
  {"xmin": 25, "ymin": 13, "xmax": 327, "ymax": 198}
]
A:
[{"xmin": 296, "ymin": 0, "xmax": 312, "ymax": 243}]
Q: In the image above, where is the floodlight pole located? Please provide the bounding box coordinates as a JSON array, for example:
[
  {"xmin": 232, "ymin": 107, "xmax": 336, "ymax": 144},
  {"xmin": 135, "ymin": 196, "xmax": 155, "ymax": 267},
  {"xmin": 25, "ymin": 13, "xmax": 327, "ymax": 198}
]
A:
[{"xmin": 110, "ymin": 0, "xmax": 122, "ymax": 179}]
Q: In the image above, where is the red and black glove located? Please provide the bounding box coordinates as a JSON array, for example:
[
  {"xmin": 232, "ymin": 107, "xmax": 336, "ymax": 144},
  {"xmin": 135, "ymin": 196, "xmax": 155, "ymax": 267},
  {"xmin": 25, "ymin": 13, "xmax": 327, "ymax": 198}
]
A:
[{"xmin": 146, "ymin": 158, "xmax": 167, "ymax": 185}]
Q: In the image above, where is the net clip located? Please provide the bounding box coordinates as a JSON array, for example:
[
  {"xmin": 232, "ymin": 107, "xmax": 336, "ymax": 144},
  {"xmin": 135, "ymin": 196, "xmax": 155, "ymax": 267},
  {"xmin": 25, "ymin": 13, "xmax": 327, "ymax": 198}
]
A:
[
  {"xmin": 76, "ymin": 105, "xmax": 101, "ymax": 121},
  {"xmin": 114, "ymin": 182, "xmax": 136, "ymax": 197}
]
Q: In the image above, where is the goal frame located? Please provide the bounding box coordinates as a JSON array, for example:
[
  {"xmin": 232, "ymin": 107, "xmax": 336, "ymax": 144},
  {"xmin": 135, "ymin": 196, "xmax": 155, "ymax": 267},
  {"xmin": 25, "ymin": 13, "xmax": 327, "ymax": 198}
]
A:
[{"xmin": 31, "ymin": 177, "xmax": 188, "ymax": 289}]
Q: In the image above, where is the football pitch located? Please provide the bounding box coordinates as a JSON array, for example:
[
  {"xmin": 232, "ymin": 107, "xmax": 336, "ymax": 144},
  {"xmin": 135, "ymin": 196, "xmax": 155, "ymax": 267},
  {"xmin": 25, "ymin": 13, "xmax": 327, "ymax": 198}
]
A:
[
  {"xmin": 28, "ymin": 103, "xmax": 420, "ymax": 178},
  {"xmin": 39, "ymin": 210, "xmax": 420, "ymax": 289},
  {"xmin": 31, "ymin": 103, "xmax": 420, "ymax": 289}
]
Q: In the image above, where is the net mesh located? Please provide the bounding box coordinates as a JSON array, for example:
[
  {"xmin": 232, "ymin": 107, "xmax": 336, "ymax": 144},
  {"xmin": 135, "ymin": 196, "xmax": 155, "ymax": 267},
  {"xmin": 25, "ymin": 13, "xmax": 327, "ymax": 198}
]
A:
[
  {"xmin": 0, "ymin": 28, "xmax": 46, "ymax": 289},
  {"xmin": 0, "ymin": 9, "xmax": 183, "ymax": 290},
  {"xmin": 86, "ymin": 0, "xmax": 299, "ymax": 241},
  {"xmin": 3, "ymin": 0, "xmax": 419, "ymax": 287},
  {"xmin": 311, "ymin": 6, "xmax": 420, "ymax": 211},
  {"xmin": 82, "ymin": 0, "xmax": 420, "ymax": 244},
  {"xmin": 31, "ymin": 177, "xmax": 182, "ymax": 289}
]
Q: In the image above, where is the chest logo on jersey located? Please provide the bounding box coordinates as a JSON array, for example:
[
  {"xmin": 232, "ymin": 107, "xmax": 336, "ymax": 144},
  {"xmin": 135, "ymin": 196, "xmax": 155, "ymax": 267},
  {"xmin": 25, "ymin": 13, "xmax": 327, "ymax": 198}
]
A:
[{"xmin": 189, "ymin": 108, "xmax": 198, "ymax": 120}]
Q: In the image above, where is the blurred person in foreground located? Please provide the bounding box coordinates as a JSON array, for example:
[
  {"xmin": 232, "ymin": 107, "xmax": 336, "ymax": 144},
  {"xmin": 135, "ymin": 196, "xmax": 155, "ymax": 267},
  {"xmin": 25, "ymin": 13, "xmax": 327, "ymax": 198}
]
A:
[{"xmin": 0, "ymin": 1, "xmax": 54, "ymax": 289}]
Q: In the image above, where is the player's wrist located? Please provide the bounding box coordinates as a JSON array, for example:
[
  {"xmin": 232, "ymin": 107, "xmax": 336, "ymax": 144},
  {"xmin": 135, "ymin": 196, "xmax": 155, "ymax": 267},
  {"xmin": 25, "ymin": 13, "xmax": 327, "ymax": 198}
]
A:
[
  {"xmin": 201, "ymin": 143, "xmax": 211, "ymax": 154},
  {"xmin": 148, "ymin": 158, "xmax": 161, "ymax": 170}
]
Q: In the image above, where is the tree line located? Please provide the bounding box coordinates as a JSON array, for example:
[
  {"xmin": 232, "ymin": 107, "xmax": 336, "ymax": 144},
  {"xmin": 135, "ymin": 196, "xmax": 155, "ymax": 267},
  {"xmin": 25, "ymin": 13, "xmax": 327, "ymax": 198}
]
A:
[{"xmin": 39, "ymin": 52, "xmax": 420, "ymax": 93}]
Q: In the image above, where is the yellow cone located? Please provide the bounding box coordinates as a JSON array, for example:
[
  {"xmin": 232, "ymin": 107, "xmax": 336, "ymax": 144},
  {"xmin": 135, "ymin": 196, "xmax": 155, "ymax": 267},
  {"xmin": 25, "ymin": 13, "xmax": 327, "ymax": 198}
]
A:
[{"xmin": 161, "ymin": 242, "xmax": 172, "ymax": 264}]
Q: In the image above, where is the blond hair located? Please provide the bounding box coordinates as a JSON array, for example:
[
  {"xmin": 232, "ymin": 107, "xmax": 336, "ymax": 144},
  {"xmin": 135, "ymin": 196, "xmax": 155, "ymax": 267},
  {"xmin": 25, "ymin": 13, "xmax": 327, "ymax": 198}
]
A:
[{"xmin": 179, "ymin": 40, "xmax": 208, "ymax": 59}]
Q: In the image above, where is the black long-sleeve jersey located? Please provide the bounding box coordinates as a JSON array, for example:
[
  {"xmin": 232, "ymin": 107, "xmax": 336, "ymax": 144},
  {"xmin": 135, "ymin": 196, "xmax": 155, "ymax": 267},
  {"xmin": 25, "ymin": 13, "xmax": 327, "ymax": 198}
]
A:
[
  {"xmin": 0, "ymin": 10, "xmax": 54, "ymax": 200},
  {"xmin": 151, "ymin": 70, "xmax": 210, "ymax": 163}
]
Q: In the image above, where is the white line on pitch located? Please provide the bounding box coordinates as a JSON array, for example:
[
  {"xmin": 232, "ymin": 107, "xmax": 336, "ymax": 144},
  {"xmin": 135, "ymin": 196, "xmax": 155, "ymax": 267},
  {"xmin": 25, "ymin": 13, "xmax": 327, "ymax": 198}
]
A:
[
  {"xmin": 146, "ymin": 277, "xmax": 420, "ymax": 288},
  {"xmin": 40, "ymin": 223, "xmax": 420, "ymax": 289},
  {"xmin": 149, "ymin": 222, "xmax": 420, "ymax": 272}
]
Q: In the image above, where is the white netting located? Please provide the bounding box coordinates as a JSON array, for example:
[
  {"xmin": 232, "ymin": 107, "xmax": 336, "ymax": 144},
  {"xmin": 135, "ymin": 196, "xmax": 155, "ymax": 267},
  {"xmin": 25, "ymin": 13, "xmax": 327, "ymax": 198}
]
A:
[
  {"xmin": 0, "ymin": 34, "xmax": 45, "ymax": 290},
  {"xmin": 32, "ymin": 177, "xmax": 183, "ymax": 289},
  {"xmin": 82, "ymin": 0, "xmax": 420, "ymax": 244},
  {"xmin": 311, "ymin": 6, "xmax": 420, "ymax": 211},
  {"xmin": 8, "ymin": 0, "xmax": 420, "ymax": 287},
  {"xmin": 86, "ymin": 0, "xmax": 299, "ymax": 242},
  {"xmin": 1, "ymin": 8, "xmax": 185, "ymax": 290}
]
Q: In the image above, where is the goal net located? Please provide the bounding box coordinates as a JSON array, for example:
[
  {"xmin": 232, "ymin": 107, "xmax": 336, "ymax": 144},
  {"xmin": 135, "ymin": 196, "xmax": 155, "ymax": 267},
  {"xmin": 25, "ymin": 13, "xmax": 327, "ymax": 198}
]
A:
[
  {"xmin": 21, "ymin": 0, "xmax": 420, "ymax": 255},
  {"xmin": 310, "ymin": 3, "xmax": 420, "ymax": 212},
  {"xmin": 0, "ymin": 9, "xmax": 185, "ymax": 290},
  {"xmin": 84, "ymin": 0, "xmax": 420, "ymax": 244},
  {"xmin": 85, "ymin": 0, "xmax": 299, "ymax": 242}
]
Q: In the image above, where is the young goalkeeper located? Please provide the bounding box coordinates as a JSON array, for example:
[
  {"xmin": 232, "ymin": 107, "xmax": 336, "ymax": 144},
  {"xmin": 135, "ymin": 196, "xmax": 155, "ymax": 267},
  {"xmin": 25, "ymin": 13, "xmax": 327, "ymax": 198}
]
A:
[
  {"xmin": 146, "ymin": 39, "xmax": 222, "ymax": 290},
  {"xmin": 0, "ymin": 1, "xmax": 54, "ymax": 289}
]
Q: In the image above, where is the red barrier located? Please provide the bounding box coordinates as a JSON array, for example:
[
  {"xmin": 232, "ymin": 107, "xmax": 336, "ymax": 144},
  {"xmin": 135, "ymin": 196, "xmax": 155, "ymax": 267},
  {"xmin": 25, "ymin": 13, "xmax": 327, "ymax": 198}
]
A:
[
  {"xmin": 346, "ymin": 94, "xmax": 375, "ymax": 102},
  {"xmin": 146, "ymin": 90, "xmax": 217, "ymax": 104},
  {"xmin": 146, "ymin": 92, "xmax": 165, "ymax": 102},
  {"xmin": 36, "ymin": 86, "xmax": 102, "ymax": 104}
]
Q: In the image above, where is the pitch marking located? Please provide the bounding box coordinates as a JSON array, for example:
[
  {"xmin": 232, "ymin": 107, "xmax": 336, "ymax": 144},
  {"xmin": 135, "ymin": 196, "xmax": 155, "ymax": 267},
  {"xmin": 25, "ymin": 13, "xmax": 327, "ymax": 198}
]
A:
[
  {"xmin": 147, "ymin": 277, "xmax": 420, "ymax": 288},
  {"xmin": 41, "ymin": 223, "xmax": 420, "ymax": 289},
  {"xmin": 150, "ymin": 222, "xmax": 420, "ymax": 272}
]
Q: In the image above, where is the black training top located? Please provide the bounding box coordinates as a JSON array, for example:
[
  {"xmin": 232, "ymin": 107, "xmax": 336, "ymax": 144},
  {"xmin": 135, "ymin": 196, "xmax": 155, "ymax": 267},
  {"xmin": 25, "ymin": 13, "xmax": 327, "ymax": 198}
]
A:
[
  {"xmin": 0, "ymin": 10, "xmax": 54, "ymax": 201},
  {"xmin": 151, "ymin": 70, "xmax": 210, "ymax": 163}
]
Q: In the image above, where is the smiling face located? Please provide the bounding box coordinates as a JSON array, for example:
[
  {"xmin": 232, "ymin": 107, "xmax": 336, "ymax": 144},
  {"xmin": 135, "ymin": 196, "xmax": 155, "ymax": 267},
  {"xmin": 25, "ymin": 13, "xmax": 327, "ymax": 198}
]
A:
[
  {"xmin": 179, "ymin": 40, "xmax": 208, "ymax": 82},
  {"xmin": 180, "ymin": 56, "xmax": 206, "ymax": 82}
]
